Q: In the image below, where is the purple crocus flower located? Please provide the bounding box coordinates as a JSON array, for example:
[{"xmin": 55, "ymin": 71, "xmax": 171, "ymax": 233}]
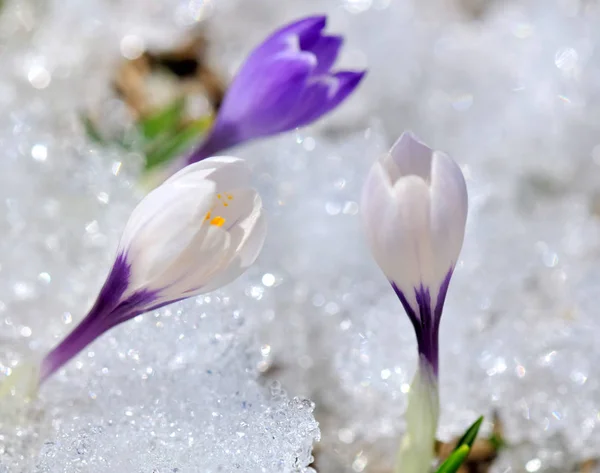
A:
[
  {"xmin": 40, "ymin": 157, "xmax": 266, "ymax": 384},
  {"xmin": 361, "ymin": 131, "xmax": 468, "ymax": 473},
  {"xmin": 185, "ymin": 15, "xmax": 366, "ymax": 165}
]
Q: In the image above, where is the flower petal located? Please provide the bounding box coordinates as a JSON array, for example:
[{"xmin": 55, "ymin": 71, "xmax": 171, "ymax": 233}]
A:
[
  {"xmin": 309, "ymin": 35, "xmax": 343, "ymax": 75},
  {"xmin": 200, "ymin": 209, "xmax": 267, "ymax": 294},
  {"xmin": 120, "ymin": 179, "xmax": 216, "ymax": 272},
  {"xmin": 217, "ymin": 54, "xmax": 316, "ymax": 140},
  {"xmin": 362, "ymin": 162, "xmax": 433, "ymax": 311},
  {"xmin": 282, "ymin": 15, "xmax": 327, "ymax": 50},
  {"xmin": 149, "ymin": 187, "xmax": 264, "ymax": 299},
  {"xmin": 250, "ymin": 15, "xmax": 327, "ymax": 61},
  {"xmin": 293, "ymin": 70, "xmax": 366, "ymax": 128},
  {"xmin": 384, "ymin": 131, "xmax": 433, "ymax": 184},
  {"xmin": 429, "ymin": 151, "xmax": 468, "ymax": 287},
  {"xmin": 166, "ymin": 156, "xmax": 252, "ymax": 193},
  {"xmin": 155, "ymin": 224, "xmax": 234, "ymax": 302},
  {"xmin": 126, "ymin": 185, "xmax": 216, "ymax": 292}
]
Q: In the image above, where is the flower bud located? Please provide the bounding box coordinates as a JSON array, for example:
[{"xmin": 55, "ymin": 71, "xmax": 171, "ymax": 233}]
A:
[{"xmin": 361, "ymin": 131, "xmax": 467, "ymax": 374}]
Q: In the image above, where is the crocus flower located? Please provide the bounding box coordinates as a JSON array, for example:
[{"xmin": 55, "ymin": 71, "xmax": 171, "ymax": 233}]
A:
[
  {"xmin": 185, "ymin": 15, "xmax": 366, "ymax": 166},
  {"xmin": 39, "ymin": 156, "xmax": 266, "ymax": 384},
  {"xmin": 361, "ymin": 131, "xmax": 468, "ymax": 473}
]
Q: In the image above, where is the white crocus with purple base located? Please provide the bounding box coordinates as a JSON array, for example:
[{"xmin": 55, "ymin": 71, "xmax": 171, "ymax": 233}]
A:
[
  {"xmin": 39, "ymin": 156, "xmax": 266, "ymax": 384},
  {"xmin": 361, "ymin": 131, "xmax": 468, "ymax": 473}
]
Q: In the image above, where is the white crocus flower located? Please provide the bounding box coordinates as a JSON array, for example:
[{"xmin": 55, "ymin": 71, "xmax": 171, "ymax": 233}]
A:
[
  {"xmin": 361, "ymin": 131, "xmax": 468, "ymax": 473},
  {"xmin": 361, "ymin": 131, "xmax": 467, "ymax": 315},
  {"xmin": 121, "ymin": 156, "xmax": 266, "ymax": 304},
  {"xmin": 38, "ymin": 156, "xmax": 266, "ymax": 385}
]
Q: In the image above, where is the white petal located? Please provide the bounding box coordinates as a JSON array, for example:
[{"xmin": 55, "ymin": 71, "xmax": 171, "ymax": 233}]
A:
[
  {"xmin": 206, "ymin": 187, "xmax": 258, "ymax": 230},
  {"xmin": 164, "ymin": 156, "xmax": 252, "ymax": 193},
  {"xmin": 429, "ymin": 151, "xmax": 468, "ymax": 293},
  {"xmin": 383, "ymin": 131, "xmax": 433, "ymax": 185},
  {"xmin": 119, "ymin": 179, "xmax": 213, "ymax": 251},
  {"xmin": 122, "ymin": 180, "xmax": 216, "ymax": 293},
  {"xmin": 362, "ymin": 162, "xmax": 433, "ymax": 309},
  {"xmin": 200, "ymin": 205, "xmax": 267, "ymax": 294},
  {"xmin": 116, "ymin": 155, "xmax": 265, "ymax": 306},
  {"xmin": 165, "ymin": 224, "xmax": 234, "ymax": 298},
  {"xmin": 232, "ymin": 196, "xmax": 266, "ymax": 269}
]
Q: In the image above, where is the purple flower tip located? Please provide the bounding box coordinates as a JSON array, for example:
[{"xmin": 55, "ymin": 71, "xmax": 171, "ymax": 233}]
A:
[
  {"xmin": 186, "ymin": 15, "xmax": 367, "ymax": 165},
  {"xmin": 391, "ymin": 269, "xmax": 454, "ymax": 377}
]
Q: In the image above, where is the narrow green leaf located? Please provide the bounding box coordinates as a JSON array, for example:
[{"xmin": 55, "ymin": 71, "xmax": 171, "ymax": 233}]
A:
[
  {"xmin": 453, "ymin": 415, "xmax": 484, "ymax": 451},
  {"xmin": 139, "ymin": 97, "xmax": 186, "ymax": 140},
  {"xmin": 144, "ymin": 118, "xmax": 210, "ymax": 171},
  {"xmin": 435, "ymin": 445, "xmax": 470, "ymax": 473},
  {"xmin": 81, "ymin": 114, "xmax": 105, "ymax": 144}
]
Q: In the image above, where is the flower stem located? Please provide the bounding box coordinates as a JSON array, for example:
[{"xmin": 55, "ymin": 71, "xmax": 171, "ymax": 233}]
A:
[{"xmin": 394, "ymin": 357, "xmax": 440, "ymax": 473}]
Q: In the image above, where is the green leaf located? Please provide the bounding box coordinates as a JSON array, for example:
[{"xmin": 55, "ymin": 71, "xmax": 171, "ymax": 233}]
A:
[
  {"xmin": 143, "ymin": 118, "xmax": 211, "ymax": 171},
  {"xmin": 453, "ymin": 416, "xmax": 484, "ymax": 451},
  {"xmin": 81, "ymin": 114, "xmax": 105, "ymax": 144},
  {"xmin": 139, "ymin": 97, "xmax": 186, "ymax": 140},
  {"xmin": 435, "ymin": 445, "xmax": 470, "ymax": 473}
]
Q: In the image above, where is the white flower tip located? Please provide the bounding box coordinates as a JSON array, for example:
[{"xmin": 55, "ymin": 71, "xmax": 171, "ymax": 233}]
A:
[{"xmin": 387, "ymin": 131, "xmax": 434, "ymax": 182}]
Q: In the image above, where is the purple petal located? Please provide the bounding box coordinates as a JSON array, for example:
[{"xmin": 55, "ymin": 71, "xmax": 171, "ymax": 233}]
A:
[
  {"xmin": 39, "ymin": 254, "xmax": 132, "ymax": 383},
  {"xmin": 216, "ymin": 54, "xmax": 316, "ymax": 139},
  {"xmin": 275, "ymin": 15, "xmax": 326, "ymax": 40},
  {"xmin": 309, "ymin": 35, "xmax": 343, "ymax": 74},
  {"xmin": 292, "ymin": 70, "xmax": 366, "ymax": 128},
  {"xmin": 249, "ymin": 16, "xmax": 327, "ymax": 64},
  {"xmin": 287, "ymin": 15, "xmax": 327, "ymax": 50},
  {"xmin": 38, "ymin": 253, "xmax": 163, "ymax": 384}
]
